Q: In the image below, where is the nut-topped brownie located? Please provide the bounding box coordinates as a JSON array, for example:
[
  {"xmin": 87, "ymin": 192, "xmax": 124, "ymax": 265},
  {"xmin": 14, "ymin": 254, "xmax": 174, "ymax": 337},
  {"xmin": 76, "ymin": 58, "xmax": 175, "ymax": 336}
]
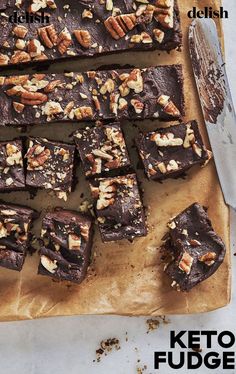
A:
[
  {"xmin": 163, "ymin": 203, "xmax": 226, "ymax": 291},
  {"xmin": 25, "ymin": 138, "xmax": 75, "ymax": 201},
  {"xmin": 136, "ymin": 121, "xmax": 210, "ymax": 181},
  {"xmin": 0, "ymin": 139, "xmax": 25, "ymax": 191},
  {"xmin": 0, "ymin": 0, "xmax": 181, "ymax": 68},
  {"xmin": 90, "ymin": 174, "xmax": 147, "ymax": 242},
  {"xmin": 0, "ymin": 66, "xmax": 184, "ymax": 126},
  {"xmin": 0, "ymin": 201, "xmax": 37, "ymax": 271},
  {"xmin": 73, "ymin": 122, "xmax": 131, "ymax": 177},
  {"xmin": 38, "ymin": 208, "xmax": 93, "ymax": 283}
]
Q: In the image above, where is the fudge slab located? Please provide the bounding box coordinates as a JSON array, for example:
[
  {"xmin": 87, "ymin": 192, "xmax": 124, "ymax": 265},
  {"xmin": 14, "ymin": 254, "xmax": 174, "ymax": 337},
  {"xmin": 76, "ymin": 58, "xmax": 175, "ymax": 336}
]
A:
[
  {"xmin": 38, "ymin": 208, "xmax": 93, "ymax": 283},
  {"xmin": 90, "ymin": 173, "xmax": 147, "ymax": 242},
  {"xmin": 0, "ymin": 201, "xmax": 37, "ymax": 271},
  {"xmin": 0, "ymin": 139, "xmax": 25, "ymax": 191},
  {"xmin": 25, "ymin": 137, "xmax": 75, "ymax": 201},
  {"xmin": 136, "ymin": 120, "xmax": 209, "ymax": 181},
  {"xmin": 163, "ymin": 203, "xmax": 226, "ymax": 291},
  {"xmin": 73, "ymin": 122, "xmax": 131, "ymax": 177},
  {"xmin": 0, "ymin": 65, "xmax": 184, "ymax": 126},
  {"xmin": 0, "ymin": 0, "xmax": 181, "ymax": 68}
]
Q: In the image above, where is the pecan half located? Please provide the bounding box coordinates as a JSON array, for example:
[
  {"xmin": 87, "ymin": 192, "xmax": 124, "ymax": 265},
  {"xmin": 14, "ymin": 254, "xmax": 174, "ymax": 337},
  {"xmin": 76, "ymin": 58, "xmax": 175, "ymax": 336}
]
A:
[
  {"xmin": 74, "ymin": 29, "xmax": 91, "ymax": 49},
  {"xmin": 104, "ymin": 13, "xmax": 136, "ymax": 40},
  {"xmin": 38, "ymin": 25, "xmax": 58, "ymax": 48},
  {"xmin": 20, "ymin": 91, "xmax": 47, "ymax": 106},
  {"xmin": 57, "ymin": 28, "xmax": 72, "ymax": 55}
]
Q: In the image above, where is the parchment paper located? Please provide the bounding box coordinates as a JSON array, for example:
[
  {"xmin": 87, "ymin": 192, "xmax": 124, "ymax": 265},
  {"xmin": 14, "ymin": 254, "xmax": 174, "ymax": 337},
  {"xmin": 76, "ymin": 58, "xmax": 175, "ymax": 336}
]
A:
[{"xmin": 0, "ymin": 0, "xmax": 230, "ymax": 321}]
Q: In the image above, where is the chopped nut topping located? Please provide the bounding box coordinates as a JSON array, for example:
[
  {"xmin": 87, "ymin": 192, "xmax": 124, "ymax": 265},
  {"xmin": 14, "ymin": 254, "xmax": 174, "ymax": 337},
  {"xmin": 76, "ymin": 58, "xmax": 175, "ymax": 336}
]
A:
[
  {"xmin": 68, "ymin": 233, "xmax": 81, "ymax": 250},
  {"xmin": 41, "ymin": 255, "xmax": 57, "ymax": 273},
  {"xmin": 151, "ymin": 132, "xmax": 183, "ymax": 147},
  {"xmin": 199, "ymin": 252, "xmax": 216, "ymax": 266},
  {"xmin": 157, "ymin": 95, "xmax": 180, "ymax": 117},
  {"xmin": 178, "ymin": 252, "xmax": 193, "ymax": 274}
]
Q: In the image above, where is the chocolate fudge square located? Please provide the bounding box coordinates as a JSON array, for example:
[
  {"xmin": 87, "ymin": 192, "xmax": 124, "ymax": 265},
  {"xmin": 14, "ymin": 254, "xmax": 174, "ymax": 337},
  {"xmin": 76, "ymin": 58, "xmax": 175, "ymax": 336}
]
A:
[
  {"xmin": 136, "ymin": 121, "xmax": 209, "ymax": 181},
  {"xmin": 0, "ymin": 202, "xmax": 37, "ymax": 271},
  {"xmin": 90, "ymin": 174, "xmax": 147, "ymax": 242},
  {"xmin": 25, "ymin": 138, "xmax": 75, "ymax": 201},
  {"xmin": 38, "ymin": 208, "xmax": 93, "ymax": 283},
  {"xmin": 0, "ymin": 0, "xmax": 181, "ymax": 68},
  {"xmin": 163, "ymin": 203, "xmax": 226, "ymax": 291},
  {"xmin": 0, "ymin": 139, "xmax": 25, "ymax": 191},
  {"xmin": 73, "ymin": 123, "xmax": 131, "ymax": 177},
  {"xmin": 0, "ymin": 66, "xmax": 184, "ymax": 127}
]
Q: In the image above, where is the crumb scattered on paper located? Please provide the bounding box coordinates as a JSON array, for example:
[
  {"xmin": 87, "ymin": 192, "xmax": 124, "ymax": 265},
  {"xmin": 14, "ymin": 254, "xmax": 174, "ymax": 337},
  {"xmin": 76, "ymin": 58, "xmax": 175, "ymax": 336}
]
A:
[
  {"xmin": 136, "ymin": 365, "xmax": 147, "ymax": 373},
  {"xmin": 146, "ymin": 315, "xmax": 170, "ymax": 333},
  {"xmin": 95, "ymin": 338, "xmax": 120, "ymax": 362}
]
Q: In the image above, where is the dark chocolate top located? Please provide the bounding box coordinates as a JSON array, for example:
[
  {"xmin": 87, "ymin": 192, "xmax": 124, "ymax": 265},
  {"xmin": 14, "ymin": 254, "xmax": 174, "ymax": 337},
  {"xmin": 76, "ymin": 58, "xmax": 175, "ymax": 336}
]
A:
[
  {"xmin": 25, "ymin": 137, "xmax": 75, "ymax": 200},
  {"xmin": 136, "ymin": 120, "xmax": 209, "ymax": 180},
  {"xmin": 0, "ymin": 201, "xmax": 37, "ymax": 270},
  {"xmin": 0, "ymin": 139, "xmax": 25, "ymax": 190},
  {"xmin": 164, "ymin": 203, "xmax": 226, "ymax": 291},
  {"xmin": 39, "ymin": 208, "xmax": 93, "ymax": 283},
  {"xmin": 90, "ymin": 173, "xmax": 147, "ymax": 242},
  {"xmin": 0, "ymin": 0, "xmax": 181, "ymax": 67},
  {"xmin": 0, "ymin": 65, "xmax": 184, "ymax": 126},
  {"xmin": 73, "ymin": 122, "xmax": 131, "ymax": 177}
]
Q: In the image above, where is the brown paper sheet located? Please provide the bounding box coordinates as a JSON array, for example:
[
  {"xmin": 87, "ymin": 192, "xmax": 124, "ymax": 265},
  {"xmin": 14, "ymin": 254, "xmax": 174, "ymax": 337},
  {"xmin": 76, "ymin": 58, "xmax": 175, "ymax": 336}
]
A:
[{"xmin": 0, "ymin": 0, "xmax": 230, "ymax": 321}]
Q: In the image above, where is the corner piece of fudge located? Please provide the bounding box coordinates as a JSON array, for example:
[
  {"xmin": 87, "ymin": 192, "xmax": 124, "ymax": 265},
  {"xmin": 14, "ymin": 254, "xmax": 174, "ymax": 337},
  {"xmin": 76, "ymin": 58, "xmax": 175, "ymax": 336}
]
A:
[
  {"xmin": 0, "ymin": 201, "xmax": 37, "ymax": 271},
  {"xmin": 25, "ymin": 137, "xmax": 75, "ymax": 201},
  {"xmin": 73, "ymin": 122, "xmax": 131, "ymax": 177},
  {"xmin": 38, "ymin": 208, "xmax": 93, "ymax": 283},
  {"xmin": 0, "ymin": 139, "xmax": 25, "ymax": 191},
  {"xmin": 90, "ymin": 174, "xmax": 147, "ymax": 242},
  {"xmin": 163, "ymin": 203, "xmax": 226, "ymax": 291},
  {"xmin": 136, "ymin": 121, "xmax": 210, "ymax": 181}
]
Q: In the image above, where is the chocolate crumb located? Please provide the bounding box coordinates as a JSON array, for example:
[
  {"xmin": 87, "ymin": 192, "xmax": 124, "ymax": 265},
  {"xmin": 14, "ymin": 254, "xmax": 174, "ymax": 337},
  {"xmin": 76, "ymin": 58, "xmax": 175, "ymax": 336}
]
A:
[
  {"xmin": 146, "ymin": 316, "xmax": 170, "ymax": 333},
  {"xmin": 95, "ymin": 338, "xmax": 120, "ymax": 362}
]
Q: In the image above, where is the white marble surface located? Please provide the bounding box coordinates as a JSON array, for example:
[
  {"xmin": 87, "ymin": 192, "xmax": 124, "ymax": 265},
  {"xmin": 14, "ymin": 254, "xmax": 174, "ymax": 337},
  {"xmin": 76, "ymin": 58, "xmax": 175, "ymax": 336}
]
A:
[{"xmin": 0, "ymin": 1, "xmax": 235, "ymax": 373}]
